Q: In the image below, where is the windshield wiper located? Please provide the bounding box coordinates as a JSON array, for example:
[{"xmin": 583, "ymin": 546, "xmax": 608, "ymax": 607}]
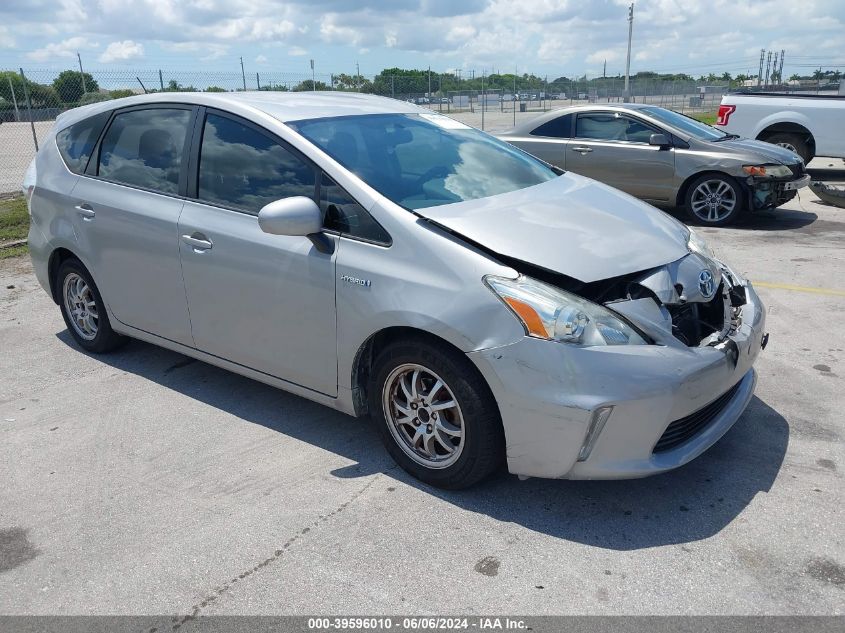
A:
[{"xmin": 712, "ymin": 134, "xmax": 740, "ymax": 142}]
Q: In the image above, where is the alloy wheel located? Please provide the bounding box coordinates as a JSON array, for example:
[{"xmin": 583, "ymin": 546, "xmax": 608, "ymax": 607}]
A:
[
  {"xmin": 63, "ymin": 272, "xmax": 99, "ymax": 341},
  {"xmin": 690, "ymin": 178, "xmax": 737, "ymax": 223},
  {"xmin": 382, "ymin": 363, "xmax": 465, "ymax": 469}
]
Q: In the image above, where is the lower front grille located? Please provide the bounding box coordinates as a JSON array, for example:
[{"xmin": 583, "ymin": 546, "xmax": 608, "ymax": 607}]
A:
[{"xmin": 653, "ymin": 382, "xmax": 742, "ymax": 453}]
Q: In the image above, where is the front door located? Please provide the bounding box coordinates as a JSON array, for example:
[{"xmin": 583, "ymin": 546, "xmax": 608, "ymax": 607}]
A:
[
  {"xmin": 566, "ymin": 112, "xmax": 676, "ymax": 202},
  {"xmin": 178, "ymin": 111, "xmax": 338, "ymax": 396}
]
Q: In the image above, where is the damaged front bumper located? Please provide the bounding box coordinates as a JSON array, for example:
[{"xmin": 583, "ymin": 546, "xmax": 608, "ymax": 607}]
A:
[
  {"xmin": 745, "ymin": 173, "xmax": 810, "ymax": 211},
  {"xmin": 467, "ymin": 282, "xmax": 767, "ymax": 480}
]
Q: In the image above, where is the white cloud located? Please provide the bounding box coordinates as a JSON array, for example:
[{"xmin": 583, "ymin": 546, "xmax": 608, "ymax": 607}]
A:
[
  {"xmin": 98, "ymin": 40, "xmax": 144, "ymax": 63},
  {"xmin": 27, "ymin": 37, "xmax": 98, "ymax": 62},
  {"xmin": 288, "ymin": 46, "xmax": 308, "ymax": 56},
  {"xmin": 255, "ymin": 54, "xmax": 268, "ymax": 63},
  {"xmin": 0, "ymin": 26, "xmax": 15, "ymax": 49}
]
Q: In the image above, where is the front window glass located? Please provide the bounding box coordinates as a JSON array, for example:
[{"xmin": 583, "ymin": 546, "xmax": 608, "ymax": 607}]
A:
[
  {"xmin": 198, "ymin": 114, "xmax": 316, "ymax": 215},
  {"xmin": 575, "ymin": 113, "xmax": 657, "ymax": 142},
  {"xmin": 289, "ymin": 113, "xmax": 557, "ymax": 210},
  {"xmin": 639, "ymin": 106, "xmax": 726, "ymax": 141}
]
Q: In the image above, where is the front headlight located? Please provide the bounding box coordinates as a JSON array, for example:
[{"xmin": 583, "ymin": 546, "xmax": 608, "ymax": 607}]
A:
[
  {"xmin": 484, "ymin": 275, "xmax": 647, "ymax": 346},
  {"xmin": 687, "ymin": 227, "xmax": 716, "ymax": 260},
  {"xmin": 742, "ymin": 164, "xmax": 792, "ymax": 178}
]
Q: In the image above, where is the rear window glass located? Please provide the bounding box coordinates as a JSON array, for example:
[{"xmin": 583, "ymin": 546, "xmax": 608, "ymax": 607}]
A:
[
  {"xmin": 55, "ymin": 111, "xmax": 110, "ymax": 174},
  {"xmin": 530, "ymin": 114, "xmax": 573, "ymax": 138},
  {"xmin": 98, "ymin": 108, "xmax": 192, "ymax": 194}
]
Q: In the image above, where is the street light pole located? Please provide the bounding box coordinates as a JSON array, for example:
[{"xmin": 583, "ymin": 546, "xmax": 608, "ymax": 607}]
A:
[{"xmin": 624, "ymin": 3, "xmax": 634, "ymax": 102}]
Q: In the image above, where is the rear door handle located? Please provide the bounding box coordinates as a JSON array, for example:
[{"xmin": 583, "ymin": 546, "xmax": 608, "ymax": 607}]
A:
[
  {"xmin": 570, "ymin": 146, "xmax": 593, "ymax": 153},
  {"xmin": 181, "ymin": 233, "xmax": 213, "ymax": 252},
  {"xmin": 75, "ymin": 203, "xmax": 95, "ymax": 220}
]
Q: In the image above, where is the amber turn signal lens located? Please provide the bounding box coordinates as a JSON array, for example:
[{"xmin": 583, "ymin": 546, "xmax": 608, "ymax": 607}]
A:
[{"xmin": 503, "ymin": 296, "xmax": 547, "ymax": 337}]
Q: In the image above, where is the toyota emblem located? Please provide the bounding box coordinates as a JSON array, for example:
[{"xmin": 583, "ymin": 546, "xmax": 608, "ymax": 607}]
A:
[{"xmin": 698, "ymin": 269, "xmax": 716, "ymax": 299}]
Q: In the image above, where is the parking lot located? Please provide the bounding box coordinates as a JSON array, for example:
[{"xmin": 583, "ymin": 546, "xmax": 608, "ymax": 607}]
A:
[{"xmin": 1, "ymin": 159, "xmax": 844, "ymax": 619}]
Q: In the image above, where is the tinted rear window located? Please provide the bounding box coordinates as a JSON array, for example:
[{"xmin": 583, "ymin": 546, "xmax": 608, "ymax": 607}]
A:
[
  {"xmin": 55, "ymin": 111, "xmax": 110, "ymax": 174},
  {"xmin": 98, "ymin": 108, "xmax": 191, "ymax": 194},
  {"xmin": 530, "ymin": 114, "xmax": 573, "ymax": 138}
]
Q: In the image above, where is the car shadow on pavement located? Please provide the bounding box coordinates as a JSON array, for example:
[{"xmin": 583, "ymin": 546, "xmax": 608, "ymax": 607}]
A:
[
  {"xmin": 57, "ymin": 333, "xmax": 789, "ymax": 552},
  {"xmin": 666, "ymin": 206, "xmax": 818, "ymax": 231}
]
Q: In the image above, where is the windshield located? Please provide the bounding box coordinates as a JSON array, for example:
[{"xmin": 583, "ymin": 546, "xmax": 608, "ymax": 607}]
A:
[
  {"xmin": 288, "ymin": 113, "xmax": 557, "ymax": 210},
  {"xmin": 639, "ymin": 106, "xmax": 727, "ymax": 141}
]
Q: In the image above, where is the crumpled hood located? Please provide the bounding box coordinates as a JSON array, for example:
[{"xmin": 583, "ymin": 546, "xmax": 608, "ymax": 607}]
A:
[
  {"xmin": 714, "ymin": 137, "xmax": 802, "ymax": 164},
  {"xmin": 416, "ymin": 172, "xmax": 690, "ymax": 283}
]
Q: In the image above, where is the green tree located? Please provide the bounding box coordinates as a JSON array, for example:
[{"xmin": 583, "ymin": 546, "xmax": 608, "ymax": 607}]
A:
[
  {"xmin": 79, "ymin": 92, "xmax": 111, "ymax": 105},
  {"xmin": 204, "ymin": 86, "xmax": 227, "ymax": 92},
  {"xmin": 109, "ymin": 89, "xmax": 135, "ymax": 99},
  {"xmin": 52, "ymin": 70, "xmax": 99, "ymax": 103},
  {"xmin": 292, "ymin": 79, "xmax": 330, "ymax": 91}
]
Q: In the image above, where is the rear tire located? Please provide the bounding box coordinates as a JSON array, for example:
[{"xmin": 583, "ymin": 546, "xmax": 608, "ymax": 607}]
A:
[
  {"xmin": 57, "ymin": 258, "xmax": 127, "ymax": 353},
  {"xmin": 369, "ymin": 337, "xmax": 504, "ymax": 489},
  {"xmin": 763, "ymin": 132, "xmax": 812, "ymax": 163},
  {"xmin": 684, "ymin": 173, "xmax": 744, "ymax": 226}
]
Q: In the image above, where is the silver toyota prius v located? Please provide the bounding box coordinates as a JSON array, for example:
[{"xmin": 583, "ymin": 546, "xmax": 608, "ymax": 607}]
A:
[{"xmin": 26, "ymin": 92, "xmax": 768, "ymax": 489}]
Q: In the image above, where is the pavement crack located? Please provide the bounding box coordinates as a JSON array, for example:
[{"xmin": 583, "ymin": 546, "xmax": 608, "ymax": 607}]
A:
[{"xmin": 154, "ymin": 474, "xmax": 381, "ymax": 632}]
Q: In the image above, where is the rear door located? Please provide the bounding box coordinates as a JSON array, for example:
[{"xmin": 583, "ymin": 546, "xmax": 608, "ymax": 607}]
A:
[
  {"xmin": 71, "ymin": 104, "xmax": 195, "ymax": 346},
  {"xmin": 177, "ymin": 109, "xmax": 338, "ymax": 396},
  {"xmin": 505, "ymin": 113, "xmax": 573, "ymax": 169},
  {"xmin": 566, "ymin": 111, "xmax": 675, "ymax": 202}
]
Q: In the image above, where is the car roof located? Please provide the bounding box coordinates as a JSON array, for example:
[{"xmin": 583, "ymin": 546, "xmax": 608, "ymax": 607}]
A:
[
  {"xmin": 505, "ymin": 103, "xmax": 663, "ymax": 135},
  {"xmin": 54, "ymin": 91, "xmax": 427, "ymax": 130}
]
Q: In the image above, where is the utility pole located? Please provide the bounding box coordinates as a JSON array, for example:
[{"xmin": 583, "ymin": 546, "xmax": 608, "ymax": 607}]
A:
[
  {"xmin": 428, "ymin": 65, "xmax": 431, "ymax": 97},
  {"xmin": 513, "ymin": 67, "xmax": 517, "ymax": 127},
  {"xmin": 779, "ymin": 50, "xmax": 785, "ymax": 86},
  {"xmin": 481, "ymin": 70, "xmax": 485, "ymax": 130},
  {"xmin": 391, "ymin": 74, "xmax": 395, "ymax": 98},
  {"xmin": 256, "ymin": 72, "xmax": 261, "ymax": 90},
  {"xmin": 603, "ymin": 59, "xmax": 607, "ymax": 79},
  {"xmin": 356, "ymin": 62, "xmax": 360, "ymax": 90},
  {"xmin": 310, "ymin": 59, "xmax": 315, "ymax": 91},
  {"xmin": 159, "ymin": 69, "xmax": 164, "ymax": 91},
  {"xmin": 240, "ymin": 57, "xmax": 247, "ymax": 91},
  {"xmin": 758, "ymin": 49, "xmax": 765, "ymax": 87},
  {"xmin": 765, "ymin": 51, "xmax": 772, "ymax": 88},
  {"xmin": 623, "ymin": 3, "xmax": 634, "ymax": 101},
  {"xmin": 77, "ymin": 51, "xmax": 88, "ymax": 95}
]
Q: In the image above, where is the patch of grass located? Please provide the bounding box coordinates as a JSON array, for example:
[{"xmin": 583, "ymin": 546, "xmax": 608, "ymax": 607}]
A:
[
  {"xmin": 689, "ymin": 111, "xmax": 717, "ymax": 126},
  {"xmin": 0, "ymin": 196, "xmax": 30, "ymax": 240},
  {"xmin": 0, "ymin": 196, "xmax": 30, "ymax": 257}
]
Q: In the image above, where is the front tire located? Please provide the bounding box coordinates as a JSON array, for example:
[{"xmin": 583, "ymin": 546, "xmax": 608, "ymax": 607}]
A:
[
  {"xmin": 57, "ymin": 258, "xmax": 127, "ymax": 353},
  {"xmin": 763, "ymin": 132, "xmax": 813, "ymax": 163},
  {"xmin": 685, "ymin": 173, "xmax": 744, "ymax": 226},
  {"xmin": 369, "ymin": 338, "xmax": 504, "ymax": 489}
]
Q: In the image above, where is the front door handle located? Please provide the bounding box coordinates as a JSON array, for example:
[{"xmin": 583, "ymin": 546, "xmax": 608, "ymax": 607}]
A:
[
  {"xmin": 75, "ymin": 203, "xmax": 95, "ymax": 220},
  {"xmin": 181, "ymin": 233, "xmax": 213, "ymax": 252},
  {"xmin": 570, "ymin": 146, "xmax": 593, "ymax": 153}
]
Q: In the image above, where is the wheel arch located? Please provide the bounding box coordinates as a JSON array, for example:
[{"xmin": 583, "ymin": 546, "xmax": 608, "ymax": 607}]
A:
[
  {"xmin": 756, "ymin": 121, "xmax": 815, "ymax": 153},
  {"xmin": 47, "ymin": 247, "xmax": 83, "ymax": 304},
  {"xmin": 350, "ymin": 326, "xmax": 492, "ymax": 418},
  {"xmin": 675, "ymin": 170, "xmax": 744, "ymax": 209}
]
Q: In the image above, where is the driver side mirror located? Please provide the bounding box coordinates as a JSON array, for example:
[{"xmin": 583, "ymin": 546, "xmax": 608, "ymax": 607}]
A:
[{"xmin": 649, "ymin": 133, "xmax": 671, "ymax": 148}]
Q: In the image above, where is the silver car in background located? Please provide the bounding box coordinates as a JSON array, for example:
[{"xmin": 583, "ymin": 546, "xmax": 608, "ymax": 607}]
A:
[
  {"xmin": 27, "ymin": 92, "xmax": 767, "ymax": 488},
  {"xmin": 498, "ymin": 104, "xmax": 810, "ymax": 226}
]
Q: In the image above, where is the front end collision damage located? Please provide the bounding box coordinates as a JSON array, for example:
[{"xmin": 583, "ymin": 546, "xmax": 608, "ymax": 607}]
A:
[{"xmin": 458, "ymin": 233, "xmax": 768, "ymax": 480}]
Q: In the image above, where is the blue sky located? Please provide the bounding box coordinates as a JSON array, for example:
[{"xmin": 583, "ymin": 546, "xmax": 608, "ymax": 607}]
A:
[{"xmin": 1, "ymin": 0, "xmax": 844, "ymax": 80}]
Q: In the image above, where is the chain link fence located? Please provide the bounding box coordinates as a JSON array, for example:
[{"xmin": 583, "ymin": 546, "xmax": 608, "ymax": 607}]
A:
[{"xmin": 0, "ymin": 66, "xmax": 831, "ymax": 193}]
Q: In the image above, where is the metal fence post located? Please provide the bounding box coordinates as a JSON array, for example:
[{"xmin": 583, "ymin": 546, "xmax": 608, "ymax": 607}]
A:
[
  {"xmin": 18, "ymin": 68, "xmax": 38, "ymax": 152},
  {"xmin": 7, "ymin": 75, "xmax": 20, "ymax": 122}
]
